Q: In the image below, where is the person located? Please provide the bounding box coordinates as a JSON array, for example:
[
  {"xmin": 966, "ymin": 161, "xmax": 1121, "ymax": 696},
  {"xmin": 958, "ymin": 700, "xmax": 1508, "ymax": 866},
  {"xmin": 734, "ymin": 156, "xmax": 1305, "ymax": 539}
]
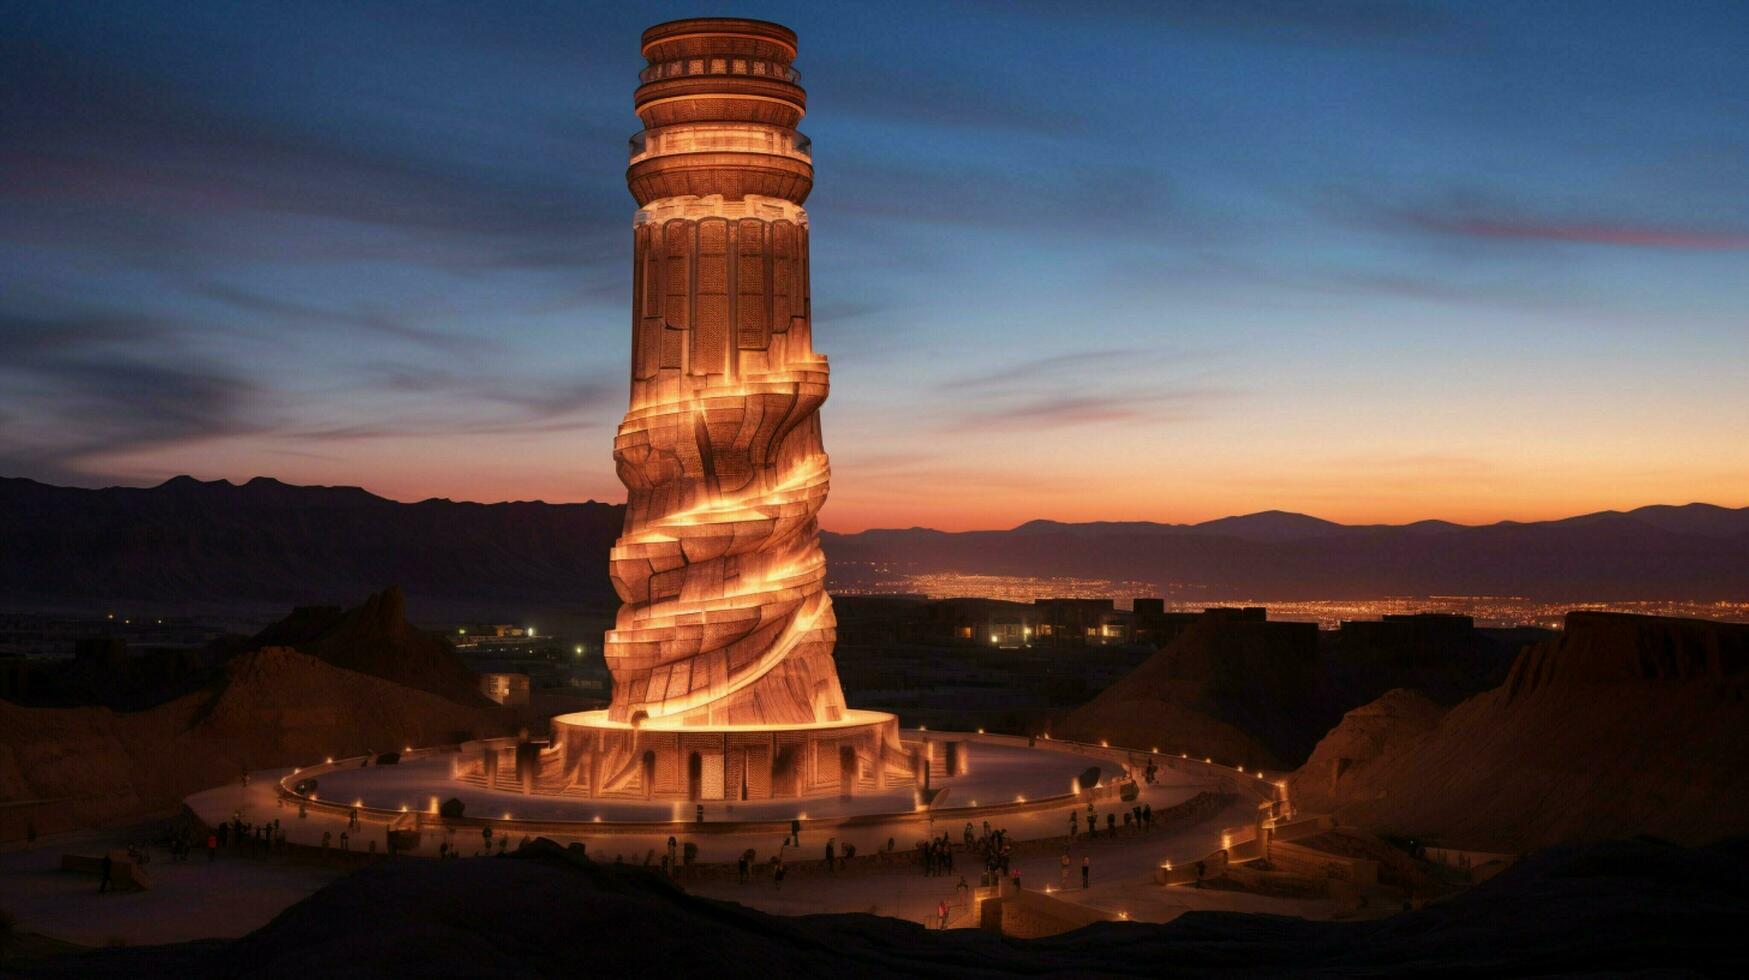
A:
[
  {"xmin": 825, "ymin": 837, "xmax": 836, "ymax": 872},
  {"xmin": 738, "ymin": 852, "xmax": 750, "ymax": 884},
  {"xmin": 1107, "ymin": 813, "xmax": 1117, "ymax": 837},
  {"xmin": 937, "ymin": 899, "xmax": 949, "ymax": 930},
  {"xmin": 439, "ymin": 841, "xmax": 449, "ymax": 859},
  {"xmin": 1123, "ymin": 812, "xmax": 1132, "ymax": 831},
  {"xmin": 207, "ymin": 832, "xmax": 218, "ymax": 862},
  {"xmin": 667, "ymin": 835, "xmax": 678, "ymax": 873},
  {"xmin": 99, "ymin": 852, "xmax": 113, "ymax": 893},
  {"xmin": 339, "ymin": 830, "xmax": 350, "ymax": 852},
  {"xmin": 1081, "ymin": 855, "xmax": 1090, "ymax": 889},
  {"xmin": 1086, "ymin": 807, "xmax": 1096, "ymax": 839},
  {"xmin": 1143, "ymin": 803, "xmax": 1152, "ymax": 830},
  {"xmin": 964, "ymin": 822, "xmax": 974, "ymax": 849},
  {"xmin": 1060, "ymin": 851, "xmax": 1070, "ymax": 887},
  {"xmin": 774, "ymin": 857, "xmax": 786, "ymax": 891},
  {"xmin": 1194, "ymin": 860, "xmax": 1206, "ymax": 888},
  {"xmin": 1069, "ymin": 811, "xmax": 1078, "ymax": 837},
  {"xmin": 350, "ymin": 807, "xmax": 360, "ymax": 830},
  {"xmin": 790, "ymin": 818, "xmax": 801, "ymax": 847}
]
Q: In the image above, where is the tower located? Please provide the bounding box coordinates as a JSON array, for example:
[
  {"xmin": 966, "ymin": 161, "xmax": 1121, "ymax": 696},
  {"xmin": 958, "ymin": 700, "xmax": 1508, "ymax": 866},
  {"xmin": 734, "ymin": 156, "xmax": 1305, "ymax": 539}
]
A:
[
  {"xmin": 606, "ymin": 18, "xmax": 845, "ymax": 727},
  {"xmin": 483, "ymin": 20, "xmax": 907, "ymax": 803}
]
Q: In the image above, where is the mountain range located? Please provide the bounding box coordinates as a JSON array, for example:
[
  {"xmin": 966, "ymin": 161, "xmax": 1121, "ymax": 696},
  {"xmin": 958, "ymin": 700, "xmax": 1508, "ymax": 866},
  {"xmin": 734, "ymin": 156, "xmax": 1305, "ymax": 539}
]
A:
[
  {"xmin": 2, "ymin": 475, "xmax": 1746, "ymax": 615},
  {"xmin": 823, "ymin": 504, "xmax": 1749, "ymax": 599}
]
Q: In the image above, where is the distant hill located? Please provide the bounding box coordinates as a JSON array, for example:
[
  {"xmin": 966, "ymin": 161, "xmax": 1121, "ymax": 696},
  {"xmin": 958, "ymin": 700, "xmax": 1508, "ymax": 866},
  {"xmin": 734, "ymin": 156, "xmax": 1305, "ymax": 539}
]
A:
[
  {"xmin": 0, "ymin": 475, "xmax": 624, "ymax": 617},
  {"xmin": 825, "ymin": 503, "xmax": 1749, "ymax": 599},
  {"xmin": 3, "ymin": 475, "xmax": 1746, "ymax": 613}
]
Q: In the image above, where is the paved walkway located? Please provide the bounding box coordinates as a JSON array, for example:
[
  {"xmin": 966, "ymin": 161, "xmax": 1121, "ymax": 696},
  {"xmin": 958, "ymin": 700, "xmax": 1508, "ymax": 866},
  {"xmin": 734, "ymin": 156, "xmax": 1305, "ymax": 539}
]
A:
[
  {"xmin": 0, "ymin": 825, "xmax": 347, "ymax": 947},
  {"xmin": 0, "ymin": 737, "xmax": 1315, "ymax": 947},
  {"xmin": 187, "ymin": 761, "xmax": 1226, "ymax": 866}
]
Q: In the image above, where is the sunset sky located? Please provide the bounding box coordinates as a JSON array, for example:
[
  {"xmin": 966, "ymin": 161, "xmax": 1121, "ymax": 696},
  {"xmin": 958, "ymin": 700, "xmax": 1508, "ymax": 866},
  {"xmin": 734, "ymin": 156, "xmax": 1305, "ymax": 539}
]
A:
[{"xmin": 4, "ymin": 1, "xmax": 1746, "ymax": 531}]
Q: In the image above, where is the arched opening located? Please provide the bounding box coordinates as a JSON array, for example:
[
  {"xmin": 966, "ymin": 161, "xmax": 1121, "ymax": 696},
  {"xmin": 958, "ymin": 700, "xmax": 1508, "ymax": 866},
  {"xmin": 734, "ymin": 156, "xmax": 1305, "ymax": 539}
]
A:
[
  {"xmin": 838, "ymin": 745, "xmax": 857, "ymax": 799},
  {"xmin": 641, "ymin": 751, "xmax": 656, "ymax": 800},
  {"xmin": 687, "ymin": 751, "xmax": 703, "ymax": 802}
]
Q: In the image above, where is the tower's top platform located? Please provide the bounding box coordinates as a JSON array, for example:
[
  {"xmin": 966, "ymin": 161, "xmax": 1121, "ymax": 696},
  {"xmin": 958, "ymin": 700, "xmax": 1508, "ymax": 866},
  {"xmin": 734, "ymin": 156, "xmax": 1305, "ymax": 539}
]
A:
[{"xmin": 641, "ymin": 18, "xmax": 797, "ymax": 63}]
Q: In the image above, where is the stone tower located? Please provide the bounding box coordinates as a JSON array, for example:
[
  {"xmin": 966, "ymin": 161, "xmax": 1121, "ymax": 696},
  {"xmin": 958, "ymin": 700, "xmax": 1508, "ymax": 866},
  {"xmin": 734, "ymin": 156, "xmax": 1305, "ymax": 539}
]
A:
[{"xmin": 605, "ymin": 19, "xmax": 846, "ymax": 728}]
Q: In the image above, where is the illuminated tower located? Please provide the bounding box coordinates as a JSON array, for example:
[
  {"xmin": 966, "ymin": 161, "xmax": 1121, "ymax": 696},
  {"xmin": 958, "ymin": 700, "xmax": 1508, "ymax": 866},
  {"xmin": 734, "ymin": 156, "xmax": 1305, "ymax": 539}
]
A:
[
  {"xmin": 607, "ymin": 18, "xmax": 844, "ymax": 727},
  {"xmin": 484, "ymin": 20, "xmax": 907, "ymax": 803}
]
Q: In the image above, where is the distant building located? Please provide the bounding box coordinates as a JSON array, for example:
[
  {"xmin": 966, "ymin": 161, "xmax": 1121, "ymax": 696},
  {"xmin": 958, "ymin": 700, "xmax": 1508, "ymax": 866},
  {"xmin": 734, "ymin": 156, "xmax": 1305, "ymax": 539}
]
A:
[
  {"xmin": 479, "ymin": 672, "xmax": 531, "ymax": 706},
  {"xmin": 903, "ymin": 599, "xmax": 1036, "ymax": 648},
  {"xmin": 1033, "ymin": 598, "xmax": 1134, "ymax": 646}
]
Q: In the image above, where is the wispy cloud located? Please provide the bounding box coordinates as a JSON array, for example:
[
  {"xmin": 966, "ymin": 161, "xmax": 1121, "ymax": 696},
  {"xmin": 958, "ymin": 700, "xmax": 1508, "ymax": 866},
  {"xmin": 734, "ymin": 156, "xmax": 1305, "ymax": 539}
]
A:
[{"xmin": 0, "ymin": 312, "xmax": 263, "ymax": 482}]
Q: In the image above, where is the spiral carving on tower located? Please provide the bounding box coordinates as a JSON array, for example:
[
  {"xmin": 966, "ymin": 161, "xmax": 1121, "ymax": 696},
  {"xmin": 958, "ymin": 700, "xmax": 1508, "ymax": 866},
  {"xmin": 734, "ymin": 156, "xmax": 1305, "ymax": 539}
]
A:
[{"xmin": 604, "ymin": 19, "xmax": 847, "ymax": 728}]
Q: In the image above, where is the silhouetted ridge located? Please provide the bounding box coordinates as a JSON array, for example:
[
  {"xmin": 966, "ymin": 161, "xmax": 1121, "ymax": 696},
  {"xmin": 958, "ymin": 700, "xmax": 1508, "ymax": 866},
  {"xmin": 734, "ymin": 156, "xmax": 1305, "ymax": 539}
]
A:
[
  {"xmin": 0, "ymin": 475, "xmax": 623, "ymax": 613},
  {"xmin": 824, "ymin": 502, "xmax": 1749, "ymax": 599}
]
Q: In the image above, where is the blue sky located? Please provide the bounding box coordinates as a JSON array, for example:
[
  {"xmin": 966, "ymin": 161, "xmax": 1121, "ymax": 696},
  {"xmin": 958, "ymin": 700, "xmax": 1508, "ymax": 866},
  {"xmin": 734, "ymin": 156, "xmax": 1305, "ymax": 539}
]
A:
[{"xmin": 3, "ymin": 0, "xmax": 1746, "ymax": 529}]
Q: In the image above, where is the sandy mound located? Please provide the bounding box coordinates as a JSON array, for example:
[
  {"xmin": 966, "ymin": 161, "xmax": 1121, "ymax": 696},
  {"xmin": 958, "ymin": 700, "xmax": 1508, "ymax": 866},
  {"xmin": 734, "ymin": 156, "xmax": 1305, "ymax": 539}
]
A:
[
  {"xmin": 0, "ymin": 648, "xmax": 506, "ymax": 839},
  {"xmin": 1290, "ymin": 612, "xmax": 1749, "ymax": 849},
  {"xmin": 242, "ymin": 587, "xmax": 489, "ymax": 706},
  {"xmin": 1060, "ymin": 615, "xmax": 1323, "ymax": 769}
]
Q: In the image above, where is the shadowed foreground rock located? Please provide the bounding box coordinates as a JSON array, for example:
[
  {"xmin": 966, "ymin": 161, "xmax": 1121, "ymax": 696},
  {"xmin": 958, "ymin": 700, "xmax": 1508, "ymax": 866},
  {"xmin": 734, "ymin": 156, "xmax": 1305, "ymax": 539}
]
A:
[{"xmin": 9, "ymin": 837, "xmax": 1745, "ymax": 977}]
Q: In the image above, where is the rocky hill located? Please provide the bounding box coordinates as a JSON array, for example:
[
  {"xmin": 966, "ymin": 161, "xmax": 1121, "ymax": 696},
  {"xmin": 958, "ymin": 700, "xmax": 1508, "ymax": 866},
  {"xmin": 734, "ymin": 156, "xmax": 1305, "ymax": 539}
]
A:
[
  {"xmin": 1059, "ymin": 612, "xmax": 1530, "ymax": 770},
  {"xmin": 0, "ymin": 475, "xmax": 623, "ymax": 616},
  {"xmin": 1291, "ymin": 612, "xmax": 1749, "ymax": 849},
  {"xmin": 237, "ymin": 587, "xmax": 489, "ymax": 706},
  {"xmin": 0, "ymin": 647, "xmax": 509, "ymax": 840},
  {"xmin": 8, "ymin": 836, "xmax": 1745, "ymax": 976}
]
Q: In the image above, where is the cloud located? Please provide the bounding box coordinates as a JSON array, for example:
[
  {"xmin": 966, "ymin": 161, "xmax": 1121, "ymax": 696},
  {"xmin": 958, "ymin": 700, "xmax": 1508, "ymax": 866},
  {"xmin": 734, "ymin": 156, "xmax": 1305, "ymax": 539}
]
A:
[
  {"xmin": 958, "ymin": 350, "xmax": 1147, "ymax": 391},
  {"xmin": 0, "ymin": 312, "xmax": 262, "ymax": 481},
  {"xmin": 286, "ymin": 369, "xmax": 617, "ymax": 443},
  {"xmin": 0, "ymin": 35, "xmax": 624, "ymax": 274},
  {"xmin": 1357, "ymin": 189, "xmax": 1749, "ymax": 252},
  {"xmin": 943, "ymin": 387, "xmax": 1222, "ymax": 433},
  {"xmin": 196, "ymin": 283, "xmax": 493, "ymax": 354},
  {"xmin": 1403, "ymin": 214, "xmax": 1749, "ymax": 251}
]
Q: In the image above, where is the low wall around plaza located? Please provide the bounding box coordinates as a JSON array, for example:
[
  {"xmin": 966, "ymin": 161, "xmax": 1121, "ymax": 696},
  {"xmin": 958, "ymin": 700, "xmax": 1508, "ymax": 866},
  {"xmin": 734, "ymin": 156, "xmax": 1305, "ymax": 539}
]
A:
[{"xmin": 271, "ymin": 729, "xmax": 1287, "ymax": 849}]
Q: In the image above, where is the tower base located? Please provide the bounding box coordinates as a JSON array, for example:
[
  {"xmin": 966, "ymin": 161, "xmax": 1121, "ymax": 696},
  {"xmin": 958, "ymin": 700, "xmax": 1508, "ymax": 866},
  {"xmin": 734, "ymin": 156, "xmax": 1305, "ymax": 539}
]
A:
[{"xmin": 452, "ymin": 709, "xmax": 916, "ymax": 802}]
